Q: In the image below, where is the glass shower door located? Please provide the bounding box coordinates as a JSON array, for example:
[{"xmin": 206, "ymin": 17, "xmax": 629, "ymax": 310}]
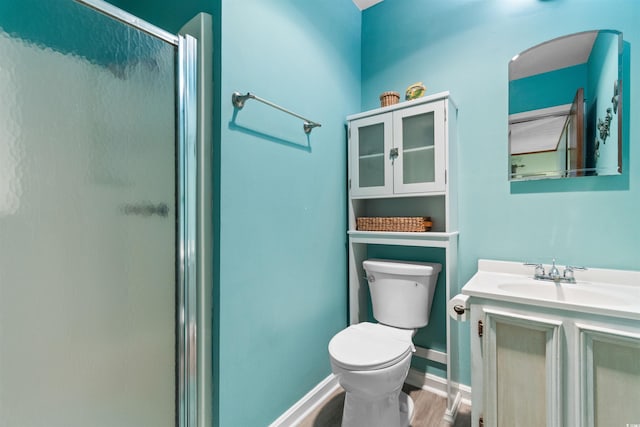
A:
[{"xmin": 0, "ymin": 2, "xmax": 179, "ymax": 426}]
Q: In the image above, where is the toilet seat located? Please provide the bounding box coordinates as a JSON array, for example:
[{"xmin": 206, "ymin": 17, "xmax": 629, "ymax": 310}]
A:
[{"xmin": 329, "ymin": 323, "xmax": 413, "ymax": 371}]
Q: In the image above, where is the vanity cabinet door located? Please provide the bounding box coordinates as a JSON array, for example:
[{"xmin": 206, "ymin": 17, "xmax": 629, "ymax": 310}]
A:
[
  {"xmin": 350, "ymin": 113, "xmax": 393, "ymax": 197},
  {"xmin": 482, "ymin": 309, "xmax": 563, "ymax": 427},
  {"xmin": 393, "ymin": 100, "xmax": 446, "ymax": 194},
  {"xmin": 578, "ymin": 324, "xmax": 640, "ymax": 427}
]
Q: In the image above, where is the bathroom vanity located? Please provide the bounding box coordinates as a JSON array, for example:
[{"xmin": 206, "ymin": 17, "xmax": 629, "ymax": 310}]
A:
[
  {"xmin": 461, "ymin": 259, "xmax": 640, "ymax": 427},
  {"xmin": 346, "ymin": 92, "xmax": 461, "ymax": 421}
]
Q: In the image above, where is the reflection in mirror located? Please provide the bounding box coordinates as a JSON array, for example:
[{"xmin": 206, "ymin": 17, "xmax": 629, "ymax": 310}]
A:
[{"xmin": 509, "ymin": 30, "xmax": 623, "ymax": 181}]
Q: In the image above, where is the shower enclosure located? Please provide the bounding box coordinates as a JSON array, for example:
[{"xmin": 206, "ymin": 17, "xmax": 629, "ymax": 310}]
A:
[{"xmin": 0, "ymin": 1, "xmax": 211, "ymax": 426}]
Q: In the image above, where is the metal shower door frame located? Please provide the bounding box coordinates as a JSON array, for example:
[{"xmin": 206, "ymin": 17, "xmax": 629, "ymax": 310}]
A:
[
  {"xmin": 74, "ymin": 2, "xmax": 205, "ymax": 426},
  {"xmin": 177, "ymin": 32, "xmax": 200, "ymax": 427}
]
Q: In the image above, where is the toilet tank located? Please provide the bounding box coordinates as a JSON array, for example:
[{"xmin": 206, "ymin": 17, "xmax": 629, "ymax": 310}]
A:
[{"xmin": 363, "ymin": 259, "xmax": 442, "ymax": 329}]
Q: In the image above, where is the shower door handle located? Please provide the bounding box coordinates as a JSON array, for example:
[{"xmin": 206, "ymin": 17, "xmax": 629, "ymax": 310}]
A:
[{"xmin": 121, "ymin": 203, "xmax": 170, "ymax": 217}]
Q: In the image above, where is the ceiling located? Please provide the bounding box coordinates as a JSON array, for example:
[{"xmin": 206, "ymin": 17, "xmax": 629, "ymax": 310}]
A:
[{"xmin": 352, "ymin": 0, "xmax": 384, "ymax": 10}]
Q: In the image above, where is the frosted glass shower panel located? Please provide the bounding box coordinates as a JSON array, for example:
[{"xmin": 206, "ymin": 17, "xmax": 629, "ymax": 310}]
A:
[{"xmin": 0, "ymin": 3, "xmax": 176, "ymax": 426}]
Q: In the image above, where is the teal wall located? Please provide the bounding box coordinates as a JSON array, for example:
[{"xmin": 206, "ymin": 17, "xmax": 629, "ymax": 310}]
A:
[
  {"xmin": 362, "ymin": 0, "xmax": 640, "ymax": 386},
  {"xmin": 218, "ymin": 0, "xmax": 359, "ymax": 425},
  {"xmin": 104, "ymin": 0, "xmax": 215, "ymax": 34},
  {"xmin": 83, "ymin": 0, "xmax": 640, "ymax": 420},
  {"xmin": 509, "ymin": 63, "xmax": 588, "ymax": 114},
  {"xmin": 588, "ymin": 31, "xmax": 621, "ymax": 173}
]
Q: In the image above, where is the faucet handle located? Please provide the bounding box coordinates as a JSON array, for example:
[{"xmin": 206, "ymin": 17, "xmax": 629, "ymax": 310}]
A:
[
  {"xmin": 563, "ymin": 265, "xmax": 587, "ymax": 281},
  {"xmin": 524, "ymin": 262, "xmax": 545, "ymax": 277}
]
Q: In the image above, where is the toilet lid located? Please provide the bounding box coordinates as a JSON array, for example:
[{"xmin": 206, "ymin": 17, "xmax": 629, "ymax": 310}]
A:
[{"xmin": 329, "ymin": 323, "xmax": 413, "ymax": 371}]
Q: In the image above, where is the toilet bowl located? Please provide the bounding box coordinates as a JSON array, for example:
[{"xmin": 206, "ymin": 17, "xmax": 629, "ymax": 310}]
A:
[
  {"xmin": 328, "ymin": 259, "xmax": 441, "ymax": 427},
  {"xmin": 329, "ymin": 322, "xmax": 415, "ymax": 427}
]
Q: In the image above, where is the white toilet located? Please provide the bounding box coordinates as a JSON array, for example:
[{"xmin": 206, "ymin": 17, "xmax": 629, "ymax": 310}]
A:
[{"xmin": 328, "ymin": 259, "xmax": 441, "ymax": 427}]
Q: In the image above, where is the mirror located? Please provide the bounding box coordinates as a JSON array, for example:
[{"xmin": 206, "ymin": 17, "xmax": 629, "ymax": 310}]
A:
[{"xmin": 509, "ymin": 30, "xmax": 623, "ymax": 181}]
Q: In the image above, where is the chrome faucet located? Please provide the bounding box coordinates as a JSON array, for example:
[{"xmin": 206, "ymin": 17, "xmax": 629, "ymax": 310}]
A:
[
  {"xmin": 524, "ymin": 260, "xmax": 587, "ymax": 283},
  {"xmin": 548, "ymin": 259, "xmax": 561, "ymax": 280}
]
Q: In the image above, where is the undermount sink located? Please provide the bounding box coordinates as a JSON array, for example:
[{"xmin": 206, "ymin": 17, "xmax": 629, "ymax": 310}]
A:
[
  {"xmin": 496, "ymin": 281, "xmax": 632, "ymax": 307},
  {"xmin": 461, "ymin": 259, "xmax": 640, "ymax": 320}
]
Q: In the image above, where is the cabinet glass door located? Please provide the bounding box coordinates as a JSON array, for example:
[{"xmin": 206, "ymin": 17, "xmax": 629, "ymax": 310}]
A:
[
  {"xmin": 393, "ymin": 101, "xmax": 445, "ymax": 194},
  {"xmin": 350, "ymin": 113, "xmax": 393, "ymax": 197}
]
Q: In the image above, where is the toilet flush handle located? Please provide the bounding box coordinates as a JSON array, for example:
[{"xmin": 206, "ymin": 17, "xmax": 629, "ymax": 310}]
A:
[{"xmin": 363, "ymin": 274, "xmax": 375, "ymax": 282}]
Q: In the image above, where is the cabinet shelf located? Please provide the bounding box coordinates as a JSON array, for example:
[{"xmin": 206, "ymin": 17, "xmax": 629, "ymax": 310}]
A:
[
  {"xmin": 358, "ymin": 152, "xmax": 385, "ymax": 160},
  {"xmin": 350, "ymin": 191, "xmax": 446, "ymax": 200},
  {"xmin": 403, "ymin": 145, "xmax": 434, "ymax": 154},
  {"xmin": 348, "ymin": 230, "xmax": 458, "ymax": 248}
]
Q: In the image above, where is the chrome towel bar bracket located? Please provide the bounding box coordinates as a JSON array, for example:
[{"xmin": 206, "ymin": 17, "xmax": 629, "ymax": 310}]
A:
[{"xmin": 231, "ymin": 91, "xmax": 322, "ymax": 134}]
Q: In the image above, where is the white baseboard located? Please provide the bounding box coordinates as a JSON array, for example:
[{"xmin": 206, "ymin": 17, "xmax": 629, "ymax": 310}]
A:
[
  {"xmin": 405, "ymin": 368, "xmax": 471, "ymax": 403},
  {"xmin": 405, "ymin": 367, "xmax": 449, "ymax": 397},
  {"xmin": 414, "ymin": 345, "xmax": 448, "ymax": 365},
  {"xmin": 269, "ymin": 374, "xmax": 340, "ymax": 427},
  {"xmin": 456, "ymin": 381, "xmax": 472, "ymax": 407},
  {"xmin": 271, "ymin": 369, "xmax": 471, "ymax": 427},
  {"xmin": 405, "ymin": 368, "xmax": 472, "ymax": 423}
]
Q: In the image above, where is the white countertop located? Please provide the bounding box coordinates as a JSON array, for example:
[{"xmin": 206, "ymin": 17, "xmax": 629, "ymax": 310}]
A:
[{"xmin": 461, "ymin": 259, "xmax": 640, "ymax": 320}]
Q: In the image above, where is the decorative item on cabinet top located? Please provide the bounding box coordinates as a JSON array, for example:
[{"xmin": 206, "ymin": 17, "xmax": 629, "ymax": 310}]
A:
[
  {"xmin": 356, "ymin": 216, "xmax": 433, "ymax": 232},
  {"xmin": 379, "ymin": 91, "xmax": 400, "ymax": 107},
  {"xmin": 405, "ymin": 82, "xmax": 426, "ymax": 100}
]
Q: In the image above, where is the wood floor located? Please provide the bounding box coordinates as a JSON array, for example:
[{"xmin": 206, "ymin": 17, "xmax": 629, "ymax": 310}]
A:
[{"xmin": 298, "ymin": 384, "xmax": 471, "ymax": 427}]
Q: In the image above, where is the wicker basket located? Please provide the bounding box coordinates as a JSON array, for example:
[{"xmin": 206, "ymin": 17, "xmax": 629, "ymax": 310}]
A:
[
  {"xmin": 379, "ymin": 91, "xmax": 400, "ymax": 107},
  {"xmin": 357, "ymin": 216, "xmax": 432, "ymax": 232}
]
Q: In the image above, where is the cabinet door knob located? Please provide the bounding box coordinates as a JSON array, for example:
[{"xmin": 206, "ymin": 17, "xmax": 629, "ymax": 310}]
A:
[{"xmin": 390, "ymin": 148, "xmax": 399, "ymax": 159}]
